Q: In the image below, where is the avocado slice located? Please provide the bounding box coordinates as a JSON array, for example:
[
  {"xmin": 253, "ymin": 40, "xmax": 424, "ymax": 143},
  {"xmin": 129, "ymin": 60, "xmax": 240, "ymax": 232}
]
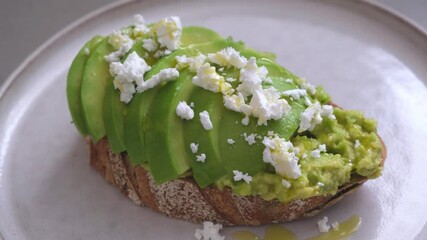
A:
[
  {"xmin": 124, "ymin": 28, "xmax": 223, "ymax": 166},
  {"xmin": 66, "ymin": 36, "xmax": 104, "ymax": 135}
]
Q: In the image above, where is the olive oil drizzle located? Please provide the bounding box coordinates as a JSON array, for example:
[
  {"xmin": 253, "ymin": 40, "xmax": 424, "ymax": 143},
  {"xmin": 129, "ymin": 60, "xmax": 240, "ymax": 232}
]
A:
[{"xmin": 232, "ymin": 215, "xmax": 361, "ymax": 240}]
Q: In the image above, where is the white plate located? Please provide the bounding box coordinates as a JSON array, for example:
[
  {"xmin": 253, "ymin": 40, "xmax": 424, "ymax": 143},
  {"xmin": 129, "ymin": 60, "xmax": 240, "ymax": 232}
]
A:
[{"xmin": 1, "ymin": 0, "xmax": 427, "ymax": 239}]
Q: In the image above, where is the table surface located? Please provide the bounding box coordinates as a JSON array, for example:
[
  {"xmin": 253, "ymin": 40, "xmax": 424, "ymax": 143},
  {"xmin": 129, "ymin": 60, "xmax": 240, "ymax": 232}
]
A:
[{"xmin": 1, "ymin": 0, "xmax": 426, "ymax": 85}]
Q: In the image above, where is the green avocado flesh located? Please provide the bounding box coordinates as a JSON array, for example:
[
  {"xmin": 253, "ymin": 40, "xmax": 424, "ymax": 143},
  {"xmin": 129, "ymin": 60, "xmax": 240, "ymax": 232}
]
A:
[{"xmin": 68, "ymin": 21, "xmax": 383, "ymax": 202}]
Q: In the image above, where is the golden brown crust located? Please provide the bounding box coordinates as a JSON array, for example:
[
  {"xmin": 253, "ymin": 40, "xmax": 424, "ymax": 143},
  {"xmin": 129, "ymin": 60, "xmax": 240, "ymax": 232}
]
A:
[{"xmin": 88, "ymin": 136, "xmax": 386, "ymax": 226}]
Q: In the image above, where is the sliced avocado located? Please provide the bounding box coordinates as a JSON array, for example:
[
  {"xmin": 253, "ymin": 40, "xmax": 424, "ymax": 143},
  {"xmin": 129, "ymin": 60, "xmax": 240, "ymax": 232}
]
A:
[
  {"xmin": 66, "ymin": 36, "xmax": 104, "ymax": 135},
  {"xmin": 124, "ymin": 28, "xmax": 222, "ymax": 166}
]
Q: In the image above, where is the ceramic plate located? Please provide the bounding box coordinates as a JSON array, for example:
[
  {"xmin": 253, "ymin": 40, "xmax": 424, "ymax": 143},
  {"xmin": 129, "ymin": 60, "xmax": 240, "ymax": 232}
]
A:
[{"xmin": 1, "ymin": 0, "xmax": 427, "ymax": 239}]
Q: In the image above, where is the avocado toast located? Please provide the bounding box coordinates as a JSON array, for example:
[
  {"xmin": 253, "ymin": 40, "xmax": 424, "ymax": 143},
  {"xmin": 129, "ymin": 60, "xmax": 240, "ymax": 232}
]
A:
[{"xmin": 67, "ymin": 15, "xmax": 386, "ymax": 225}]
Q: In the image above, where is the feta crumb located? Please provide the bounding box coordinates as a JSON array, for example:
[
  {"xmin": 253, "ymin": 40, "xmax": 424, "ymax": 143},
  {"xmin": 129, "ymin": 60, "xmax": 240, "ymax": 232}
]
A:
[
  {"xmin": 155, "ymin": 16, "xmax": 182, "ymax": 51},
  {"xmin": 194, "ymin": 221, "xmax": 225, "ymax": 240},
  {"xmin": 136, "ymin": 68, "xmax": 179, "ymax": 93},
  {"xmin": 293, "ymin": 147, "xmax": 300, "ymax": 154},
  {"xmin": 311, "ymin": 149, "xmax": 321, "ymax": 158},
  {"xmin": 236, "ymin": 57, "xmax": 266, "ymax": 97},
  {"xmin": 218, "ymin": 67, "xmax": 224, "ymax": 72},
  {"xmin": 199, "ymin": 110, "xmax": 213, "ymax": 130},
  {"xmin": 318, "ymin": 216, "xmax": 331, "ymax": 233},
  {"xmin": 249, "ymin": 88, "xmax": 291, "ymax": 126},
  {"xmin": 109, "ymin": 51, "xmax": 151, "ymax": 103},
  {"xmin": 84, "ymin": 47, "xmax": 90, "ymax": 55},
  {"xmin": 176, "ymin": 101, "xmax": 194, "ymax": 120},
  {"xmin": 298, "ymin": 102, "xmax": 335, "ymax": 132},
  {"xmin": 262, "ymin": 135, "xmax": 301, "ymax": 179},
  {"xmin": 331, "ymin": 221, "xmax": 339, "ymax": 231},
  {"xmin": 190, "ymin": 102, "xmax": 195, "ymax": 107},
  {"xmin": 176, "ymin": 54, "xmax": 207, "ymax": 72},
  {"xmin": 153, "ymin": 50, "xmax": 165, "ymax": 58},
  {"xmin": 196, "ymin": 153, "xmax": 206, "ymax": 163},
  {"xmin": 355, "ymin": 139, "xmax": 361, "ymax": 148},
  {"xmin": 105, "ymin": 31, "xmax": 134, "ymax": 62},
  {"xmin": 244, "ymin": 133, "xmax": 257, "ymax": 145},
  {"xmin": 241, "ymin": 116, "xmax": 249, "ymax": 126},
  {"xmin": 133, "ymin": 14, "xmax": 149, "ymax": 37},
  {"xmin": 142, "ymin": 38, "xmax": 158, "ymax": 52},
  {"xmin": 300, "ymin": 79, "xmax": 317, "ymax": 94},
  {"xmin": 267, "ymin": 131, "xmax": 275, "ymax": 137},
  {"xmin": 319, "ymin": 144, "xmax": 326, "ymax": 152},
  {"xmin": 208, "ymin": 47, "xmax": 247, "ymax": 69},
  {"xmin": 192, "ymin": 63, "xmax": 233, "ymax": 95},
  {"xmin": 225, "ymin": 77, "xmax": 235, "ymax": 82},
  {"xmin": 281, "ymin": 179, "xmax": 291, "ymax": 189},
  {"xmin": 317, "ymin": 182, "xmax": 325, "ymax": 187},
  {"xmin": 304, "ymin": 96, "xmax": 312, "ymax": 106},
  {"xmin": 285, "ymin": 78, "xmax": 293, "ymax": 83},
  {"xmin": 190, "ymin": 143, "xmax": 199, "ymax": 154},
  {"xmin": 227, "ymin": 139, "xmax": 235, "ymax": 145},
  {"xmin": 232, "ymin": 170, "xmax": 253, "ymax": 183},
  {"xmin": 302, "ymin": 153, "xmax": 308, "ymax": 159},
  {"xmin": 282, "ymin": 89, "xmax": 307, "ymax": 100}
]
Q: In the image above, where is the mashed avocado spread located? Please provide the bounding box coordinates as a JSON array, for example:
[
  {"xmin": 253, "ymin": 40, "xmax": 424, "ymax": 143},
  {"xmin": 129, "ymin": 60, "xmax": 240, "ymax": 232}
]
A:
[{"xmin": 67, "ymin": 15, "xmax": 384, "ymax": 204}]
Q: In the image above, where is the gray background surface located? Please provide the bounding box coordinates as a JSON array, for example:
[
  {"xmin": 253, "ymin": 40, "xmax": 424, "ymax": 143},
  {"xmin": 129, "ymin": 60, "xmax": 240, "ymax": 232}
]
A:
[{"xmin": 0, "ymin": 0, "xmax": 426, "ymax": 85}]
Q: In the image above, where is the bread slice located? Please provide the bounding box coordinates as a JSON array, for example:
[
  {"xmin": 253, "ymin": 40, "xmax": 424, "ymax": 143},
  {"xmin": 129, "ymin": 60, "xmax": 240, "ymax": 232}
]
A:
[{"xmin": 88, "ymin": 134, "xmax": 386, "ymax": 226}]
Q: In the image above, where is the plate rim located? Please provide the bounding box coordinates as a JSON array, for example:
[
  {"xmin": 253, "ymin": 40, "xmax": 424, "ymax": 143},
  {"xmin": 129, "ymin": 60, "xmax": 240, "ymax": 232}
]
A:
[{"xmin": 1, "ymin": 0, "xmax": 427, "ymax": 239}]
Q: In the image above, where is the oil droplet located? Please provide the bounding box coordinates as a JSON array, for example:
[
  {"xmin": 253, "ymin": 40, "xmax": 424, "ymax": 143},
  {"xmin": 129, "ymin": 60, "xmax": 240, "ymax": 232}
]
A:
[{"xmin": 305, "ymin": 215, "xmax": 361, "ymax": 240}]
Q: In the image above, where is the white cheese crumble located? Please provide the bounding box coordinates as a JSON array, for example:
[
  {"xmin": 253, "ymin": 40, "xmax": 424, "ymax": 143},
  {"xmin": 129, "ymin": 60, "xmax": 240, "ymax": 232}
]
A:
[
  {"xmin": 190, "ymin": 143, "xmax": 199, "ymax": 154},
  {"xmin": 232, "ymin": 170, "xmax": 253, "ymax": 183},
  {"xmin": 298, "ymin": 102, "xmax": 336, "ymax": 132},
  {"xmin": 176, "ymin": 54, "xmax": 207, "ymax": 72},
  {"xmin": 105, "ymin": 30, "xmax": 134, "ymax": 62},
  {"xmin": 318, "ymin": 144, "xmax": 326, "ymax": 152},
  {"xmin": 244, "ymin": 133, "xmax": 257, "ymax": 145},
  {"xmin": 133, "ymin": 14, "xmax": 149, "ymax": 37},
  {"xmin": 262, "ymin": 135, "xmax": 301, "ymax": 179},
  {"xmin": 355, "ymin": 139, "xmax": 361, "ymax": 148},
  {"xmin": 331, "ymin": 222, "xmax": 339, "ymax": 231},
  {"xmin": 300, "ymin": 79, "xmax": 317, "ymax": 94},
  {"xmin": 282, "ymin": 89, "xmax": 307, "ymax": 100},
  {"xmin": 227, "ymin": 138, "xmax": 235, "ymax": 145},
  {"xmin": 281, "ymin": 179, "xmax": 291, "ymax": 189},
  {"xmin": 196, "ymin": 153, "xmax": 206, "ymax": 163},
  {"xmin": 249, "ymin": 88, "xmax": 291, "ymax": 126},
  {"xmin": 241, "ymin": 116, "xmax": 250, "ymax": 126},
  {"xmin": 84, "ymin": 47, "xmax": 90, "ymax": 55},
  {"xmin": 236, "ymin": 57, "xmax": 267, "ymax": 97},
  {"xmin": 318, "ymin": 216, "xmax": 331, "ymax": 233},
  {"xmin": 192, "ymin": 63, "xmax": 233, "ymax": 95},
  {"xmin": 136, "ymin": 68, "xmax": 179, "ymax": 93},
  {"xmin": 199, "ymin": 110, "xmax": 213, "ymax": 130},
  {"xmin": 155, "ymin": 16, "xmax": 182, "ymax": 51},
  {"xmin": 142, "ymin": 38, "xmax": 158, "ymax": 52},
  {"xmin": 225, "ymin": 77, "xmax": 235, "ymax": 82},
  {"xmin": 208, "ymin": 47, "xmax": 247, "ymax": 69},
  {"xmin": 109, "ymin": 51, "xmax": 151, "ymax": 103},
  {"xmin": 311, "ymin": 149, "xmax": 321, "ymax": 158},
  {"xmin": 317, "ymin": 182, "xmax": 325, "ymax": 187},
  {"xmin": 285, "ymin": 78, "xmax": 293, "ymax": 83},
  {"xmin": 176, "ymin": 101, "xmax": 194, "ymax": 120},
  {"xmin": 194, "ymin": 221, "xmax": 225, "ymax": 240}
]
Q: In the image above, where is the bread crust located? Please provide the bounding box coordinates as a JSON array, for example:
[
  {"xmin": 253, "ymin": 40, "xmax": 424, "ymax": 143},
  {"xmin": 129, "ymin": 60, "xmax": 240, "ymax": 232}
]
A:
[{"xmin": 88, "ymin": 137, "xmax": 386, "ymax": 226}]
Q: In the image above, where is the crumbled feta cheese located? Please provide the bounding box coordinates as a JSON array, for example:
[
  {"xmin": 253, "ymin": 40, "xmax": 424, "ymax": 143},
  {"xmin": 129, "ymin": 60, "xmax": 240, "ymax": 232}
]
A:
[
  {"xmin": 304, "ymin": 96, "xmax": 312, "ymax": 106},
  {"xmin": 249, "ymin": 88, "xmax": 291, "ymax": 126},
  {"xmin": 84, "ymin": 47, "xmax": 90, "ymax": 55},
  {"xmin": 176, "ymin": 101, "xmax": 194, "ymax": 120},
  {"xmin": 302, "ymin": 153, "xmax": 308, "ymax": 159},
  {"xmin": 190, "ymin": 102, "xmax": 194, "ymax": 107},
  {"xmin": 196, "ymin": 153, "xmax": 206, "ymax": 163},
  {"xmin": 355, "ymin": 139, "xmax": 361, "ymax": 148},
  {"xmin": 155, "ymin": 16, "xmax": 182, "ymax": 51},
  {"xmin": 199, "ymin": 110, "xmax": 213, "ymax": 130},
  {"xmin": 208, "ymin": 47, "xmax": 247, "ymax": 69},
  {"xmin": 105, "ymin": 31, "xmax": 134, "ymax": 62},
  {"xmin": 317, "ymin": 182, "xmax": 325, "ymax": 187},
  {"xmin": 109, "ymin": 51, "xmax": 151, "ymax": 103},
  {"xmin": 142, "ymin": 38, "xmax": 158, "ymax": 52},
  {"xmin": 241, "ymin": 116, "xmax": 249, "ymax": 126},
  {"xmin": 298, "ymin": 102, "xmax": 336, "ymax": 132},
  {"xmin": 311, "ymin": 149, "xmax": 321, "ymax": 158},
  {"xmin": 153, "ymin": 49, "xmax": 165, "ymax": 58},
  {"xmin": 281, "ymin": 179, "xmax": 291, "ymax": 189},
  {"xmin": 225, "ymin": 77, "xmax": 235, "ymax": 82},
  {"xmin": 285, "ymin": 78, "xmax": 293, "ymax": 83},
  {"xmin": 244, "ymin": 133, "xmax": 257, "ymax": 145},
  {"xmin": 262, "ymin": 135, "xmax": 301, "ymax": 179},
  {"xmin": 232, "ymin": 170, "xmax": 253, "ymax": 183},
  {"xmin": 282, "ymin": 89, "xmax": 307, "ymax": 100},
  {"xmin": 194, "ymin": 221, "xmax": 225, "ymax": 240},
  {"xmin": 176, "ymin": 54, "xmax": 207, "ymax": 72},
  {"xmin": 192, "ymin": 63, "xmax": 233, "ymax": 95},
  {"xmin": 136, "ymin": 68, "xmax": 179, "ymax": 93},
  {"xmin": 227, "ymin": 138, "xmax": 235, "ymax": 145},
  {"xmin": 236, "ymin": 57, "xmax": 267, "ymax": 97},
  {"xmin": 293, "ymin": 147, "xmax": 300, "ymax": 154},
  {"xmin": 218, "ymin": 67, "xmax": 224, "ymax": 72},
  {"xmin": 133, "ymin": 14, "xmax": 149, "ymax": 37},
  {"xmin": 319, "ymin": 144, "xmax": 326, "ymax": 152},
  {"xmin": 190, "ymin": 143, "xmax": 199, "ymax": 154},
  {"xmin": 223, "ymin": 93, "xmax": 250, "ymax": 112},
  {"xmin": 318, "ymin": 216, "xmax": 331, "ymax": 233},
  {"xmin": 267, "ymin": 131, "xmax": 275, "ymax": 137},
  {"xmin": 331, "ymin": 222, "xmax": 339, "ymax": 231},
  {"xmin": 300, "ymin": 79, "xmax": 317, "ymax": 94}
]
